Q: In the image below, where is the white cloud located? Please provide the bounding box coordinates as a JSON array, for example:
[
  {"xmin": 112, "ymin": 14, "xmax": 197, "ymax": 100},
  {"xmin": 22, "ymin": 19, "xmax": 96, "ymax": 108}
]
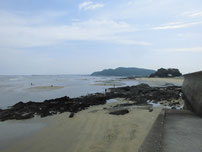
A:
[
  {"xmin": 79, "ymin": 1, "xmax": 104, "ymax": 10},
  {"xmin": 152, "ymin": 21, "xmax": 202, "ymax": 30},
  {"xmin": 79, "ymin": 1, "xmax": 92, "ymax": 9},
  {"xmin": 177, "ymin": 32, "xmax": 200, "ymax": 39},
  {"xmin": 0, "ymin": 12, "xmax": 149, "ymax": 48},
  {"xmin": 163, "ymin": 47, "xmax": 202, "ymax": 52},
  {"xmin": 183, "ymin": 11, "xmax": 202, "ymax": 18},
  {"xmin": 0, "ymin": 10, "xmax": 67, "ymax": 26}
]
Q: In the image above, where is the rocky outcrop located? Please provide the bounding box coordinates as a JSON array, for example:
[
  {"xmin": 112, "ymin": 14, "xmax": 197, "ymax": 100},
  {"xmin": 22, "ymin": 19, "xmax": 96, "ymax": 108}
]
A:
[
  {"xmin": 150, "ymin": 68, "xmax": 182, "ymax": 77},
  {"xmin": 109, "ymin": 84, "xmax": 181, "ymax": 104},
  {"xmin": 0, "ymin": 84, "xmax": 182, "ymax": 121},
  {"xmin": 182, "ymin": 71, "xmax": 202, "ymax": 117},
  {"xmin": 0, "ymin": 94, "xmax": 113, "ymax": 121}
]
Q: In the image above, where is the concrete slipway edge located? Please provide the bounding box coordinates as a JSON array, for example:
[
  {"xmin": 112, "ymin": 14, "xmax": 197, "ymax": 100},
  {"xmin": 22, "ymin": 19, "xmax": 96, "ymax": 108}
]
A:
[{"xmin": 138, "ymin": 109, "xmax": 165, "ymax": 152}]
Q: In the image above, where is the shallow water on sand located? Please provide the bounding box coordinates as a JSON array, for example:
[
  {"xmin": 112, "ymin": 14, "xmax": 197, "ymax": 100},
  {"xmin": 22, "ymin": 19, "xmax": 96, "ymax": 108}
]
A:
[
  {"xmin": 0, "ymin": 75, "xmax": 139, "ymax": 108},
  {"xmin": 0, "ymin": 118, "xmax": 47, "ymax": 150}
]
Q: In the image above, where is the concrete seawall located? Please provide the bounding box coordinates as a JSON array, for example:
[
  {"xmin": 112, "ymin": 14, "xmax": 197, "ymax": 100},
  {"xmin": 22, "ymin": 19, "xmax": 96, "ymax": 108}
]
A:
[{"xmin": 182, "ymin": 71, "xmax": 202, "ymax": 117}]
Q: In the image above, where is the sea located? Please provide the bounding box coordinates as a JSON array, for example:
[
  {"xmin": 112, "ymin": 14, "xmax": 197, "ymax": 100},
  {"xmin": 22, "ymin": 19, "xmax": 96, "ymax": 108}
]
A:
[{"xmin": 0, "ymin": 75, "xmax": 139, "ymax": 109}]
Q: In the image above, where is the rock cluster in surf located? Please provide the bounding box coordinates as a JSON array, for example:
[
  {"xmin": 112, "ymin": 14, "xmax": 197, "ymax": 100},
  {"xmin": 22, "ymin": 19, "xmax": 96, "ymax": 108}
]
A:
[
  {"xmin": 149, "ymin": 68, "xmax": 182, "ymax": 77},
  {"xmin": 0, "ymin": 84, "xmax": 182, "ymax": 121}
]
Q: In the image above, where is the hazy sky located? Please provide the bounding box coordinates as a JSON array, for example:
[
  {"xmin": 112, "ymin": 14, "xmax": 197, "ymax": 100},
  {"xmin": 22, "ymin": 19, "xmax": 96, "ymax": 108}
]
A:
[{"xmin": 0, "ymin": 0, "xmax": 202, "ymax": 75}]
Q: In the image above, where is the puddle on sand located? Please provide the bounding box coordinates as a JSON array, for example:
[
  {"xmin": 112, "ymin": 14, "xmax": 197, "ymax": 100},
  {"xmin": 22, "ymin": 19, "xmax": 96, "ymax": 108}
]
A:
[
  {"xmin": 106, "ymin": 99, "xmax": 119, "ymax": 104},
  {"xmin": 147, "ymin": 100, "xmax": 183, "ymax": 110}
]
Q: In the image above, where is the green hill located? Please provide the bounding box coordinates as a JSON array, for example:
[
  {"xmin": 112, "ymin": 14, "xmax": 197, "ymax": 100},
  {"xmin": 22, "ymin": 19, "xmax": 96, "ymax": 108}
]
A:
[{"xmin": 91, "ymin": 67, "xmax": 156, "ymax": 77}]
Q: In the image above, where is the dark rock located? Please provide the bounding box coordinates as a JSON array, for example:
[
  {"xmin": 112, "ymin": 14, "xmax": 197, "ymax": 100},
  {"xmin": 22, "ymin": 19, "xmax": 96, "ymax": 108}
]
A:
[
  {"xmin": 109, "ymin": 109, "xmax": 129, "ymax": 115},
  {"xmin": 172, "ymin": 101, "xmax": 180, "ymax": 105},
  {"xmin": 109, "ymin": 84, "xmax": 181, "ymax": 104},
  {"xmin": 163, "ymin": 83, "xmax": 175, "ymax": 87},
  {"xmin": 149, "ymin": 107, "xmax": 153, "ymax": 112},
  {"xmin": 15, "ymin": 113, "xmax": 34, "ymax": 120},
  {"xmin": 113, "ymin": 103, "xmax": 137, "ymax": 108},
  {"xmin": 12, "ymin": 101, "xmax": 25, "ymax": 110},
  {"xmin": 150, "ymin": 68, "xmax": 182, "ymax": 78},
  {"xmin": 0, "ymin": 83, "xmax": 182, "ymax": 121},
  {"xmin": 69, "ymin": 112, "xmax": 74, "ymax": 118}
]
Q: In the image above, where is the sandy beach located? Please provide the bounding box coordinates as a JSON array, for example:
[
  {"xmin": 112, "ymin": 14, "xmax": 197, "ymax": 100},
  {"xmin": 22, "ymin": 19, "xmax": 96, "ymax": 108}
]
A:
[
  {"xmin": 135, "ymin": 77, "xmax": 184, "ymax": 86},
  {"xmin": 1, "ymin": 100, "xmax": 162, "ymax": 152}
]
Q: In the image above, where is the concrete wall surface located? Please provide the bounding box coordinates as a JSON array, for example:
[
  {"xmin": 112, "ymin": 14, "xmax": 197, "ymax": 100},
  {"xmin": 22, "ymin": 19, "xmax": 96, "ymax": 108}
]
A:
[{"xmin": 182, "ymin": 71, "xmax": 202, "ymax": 117}]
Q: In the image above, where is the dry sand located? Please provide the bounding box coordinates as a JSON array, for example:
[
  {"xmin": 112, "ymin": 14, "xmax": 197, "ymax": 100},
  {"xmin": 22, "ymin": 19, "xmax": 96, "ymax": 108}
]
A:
[
  {"xmin": 135, "ymin": 77, "xmax": 184, "ymax": 86},
  {"xmin": 2, "ymin": 101, "xmax": 162, "ymax": 152}
]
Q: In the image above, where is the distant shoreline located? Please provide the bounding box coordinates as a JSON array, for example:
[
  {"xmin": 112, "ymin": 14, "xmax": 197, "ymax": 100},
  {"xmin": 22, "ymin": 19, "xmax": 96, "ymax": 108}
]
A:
[{"xmin": 135, "ymin": 77, "xmax": 184, "ymax": 86}]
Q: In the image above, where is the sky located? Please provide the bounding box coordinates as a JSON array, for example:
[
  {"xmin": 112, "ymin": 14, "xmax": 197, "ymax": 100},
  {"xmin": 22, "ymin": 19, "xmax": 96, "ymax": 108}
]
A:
[{"xmin": 0, "ymin": 0, "xmax": 202, "ymax": 75}]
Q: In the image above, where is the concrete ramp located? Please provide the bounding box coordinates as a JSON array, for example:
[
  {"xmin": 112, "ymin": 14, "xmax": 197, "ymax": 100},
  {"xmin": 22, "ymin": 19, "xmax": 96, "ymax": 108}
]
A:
[
  {"xmin": 162, "ymin": 110, "xmax": 202, "ymax": 152},
  {"xmin": 139, "ymin": 109, "xmax": 202, "ymax": 152}
]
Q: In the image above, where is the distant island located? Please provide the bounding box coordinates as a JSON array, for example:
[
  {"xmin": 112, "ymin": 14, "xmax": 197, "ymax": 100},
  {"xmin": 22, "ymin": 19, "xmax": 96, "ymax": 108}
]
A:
[{"xmin": 91, "ymin": 67, "xmax": 156, "ymax": 77}]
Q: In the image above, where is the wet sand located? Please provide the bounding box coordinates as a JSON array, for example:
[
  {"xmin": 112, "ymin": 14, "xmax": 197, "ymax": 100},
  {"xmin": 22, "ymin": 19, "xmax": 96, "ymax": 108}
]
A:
[
  {"xmin": 92, "ymin": 83, "xmax": 125, "ymax": 86},
  {"xmin": 28, "ymin": 86, "xmax": 64, "ymax": 90},
  {"xmin": 1, "ymin": 101, "xmax": 162, "ymax": 152},
  {"xmin": 92, "ymin": 80, "xmax": 125, "ymax": 87},
  {"xmin": 0, "ymin": 117, "xmax": 49, "ymax": 150}
]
